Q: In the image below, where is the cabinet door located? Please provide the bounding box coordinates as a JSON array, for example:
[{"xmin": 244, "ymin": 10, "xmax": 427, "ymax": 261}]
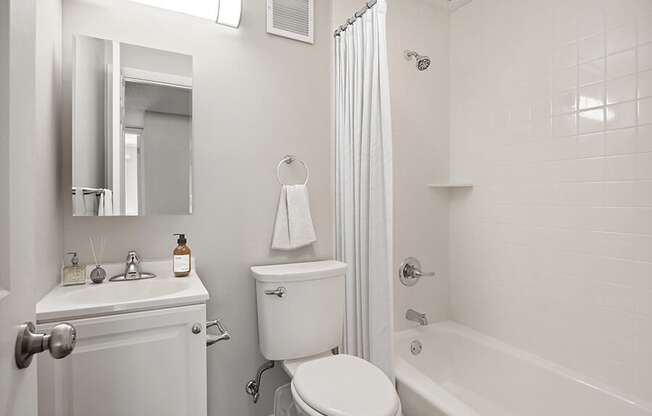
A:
[{"xmin": 38, "ymin": 304, "xmax": 207, "ymax": 416}]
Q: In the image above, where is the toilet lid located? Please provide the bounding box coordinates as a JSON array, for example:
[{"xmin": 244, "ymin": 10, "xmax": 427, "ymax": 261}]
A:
[{"xmin": 292, "ymin": 354, "xmax": 399, "ymax": 416}]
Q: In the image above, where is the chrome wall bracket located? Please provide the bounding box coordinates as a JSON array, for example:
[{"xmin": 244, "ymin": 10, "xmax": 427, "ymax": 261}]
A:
[
  {"xmin": 245, "ymin": 360, "xmax": 275, "ymax": 403},
  {"xmin": 206, "ymin": 319, "xmax": 231, "ymax": 346}
]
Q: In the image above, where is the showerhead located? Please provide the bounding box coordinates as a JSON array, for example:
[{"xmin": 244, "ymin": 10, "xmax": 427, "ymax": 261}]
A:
[
  {"xmin": 404, "ymin": 50, "xmax": 431, "ymax": 71},
  {"xmin": 416, "ymin": 55, "xmax": 431, "ymax": 71}
]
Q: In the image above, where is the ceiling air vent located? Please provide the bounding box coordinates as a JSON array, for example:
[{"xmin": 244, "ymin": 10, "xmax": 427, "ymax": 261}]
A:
[{"xmin": 267, "ymin": 0, "xmax": 314, "ymax": 44}]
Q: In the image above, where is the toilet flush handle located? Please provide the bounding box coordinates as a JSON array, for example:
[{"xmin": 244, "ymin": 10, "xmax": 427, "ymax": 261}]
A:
[{"xmin": 264, "ymin": 286, "xmax": 287, "ymax": 298}]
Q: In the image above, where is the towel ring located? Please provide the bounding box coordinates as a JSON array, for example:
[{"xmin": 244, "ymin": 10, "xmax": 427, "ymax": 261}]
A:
[{"xmin": 277, "ymin": 155, "xmax": 309, "ymax": 186}]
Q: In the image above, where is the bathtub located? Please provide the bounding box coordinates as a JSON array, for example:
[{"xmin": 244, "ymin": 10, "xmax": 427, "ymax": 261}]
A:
[{"xmin": 395, "ymin": 321, "xmax": 651, "ymax": 416}]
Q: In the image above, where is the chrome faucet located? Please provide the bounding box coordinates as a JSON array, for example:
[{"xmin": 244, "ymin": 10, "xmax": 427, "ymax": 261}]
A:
[
  {"xmin": 109, "ymin": 250, "xmax": 156, "ymax": 282},
  {"xmin": 406, "ymin": 309, "xmax": 428, "ymax": 326}
]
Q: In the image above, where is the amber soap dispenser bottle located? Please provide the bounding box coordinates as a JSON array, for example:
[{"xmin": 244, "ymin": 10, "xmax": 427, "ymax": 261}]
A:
[{"xmin": 173, "ymin": 233, "xmax": 191, "ymax": 277}]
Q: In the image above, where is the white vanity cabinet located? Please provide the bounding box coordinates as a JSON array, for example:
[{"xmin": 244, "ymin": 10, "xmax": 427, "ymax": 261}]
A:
[
  {"xmin": 38, "ymin": 304, "xmax": 207, "ymax": 416},
  {"xmin": 35, "ymin": 261, "xmax": 212, "ymax": 416}
]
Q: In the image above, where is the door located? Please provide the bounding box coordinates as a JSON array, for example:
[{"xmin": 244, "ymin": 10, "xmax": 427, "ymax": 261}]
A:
[
  {"xmin": 0, "ymin": 1, "xmax": 40, "ymax": 416},
  {"xmin": 37, "ymin": 305, "xmax": 208, "ymax": 416}
]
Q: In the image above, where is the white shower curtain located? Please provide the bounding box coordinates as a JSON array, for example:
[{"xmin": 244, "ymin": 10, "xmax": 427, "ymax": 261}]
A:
[{"xmin": 335, "ymin": 0, "xmax": 394, "ymax": 380}]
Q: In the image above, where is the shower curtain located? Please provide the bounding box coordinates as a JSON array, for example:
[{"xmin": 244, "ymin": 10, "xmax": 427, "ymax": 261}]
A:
[{"xmin": 335, "ymin": 0, "xmax": 394, "ymax": 380}]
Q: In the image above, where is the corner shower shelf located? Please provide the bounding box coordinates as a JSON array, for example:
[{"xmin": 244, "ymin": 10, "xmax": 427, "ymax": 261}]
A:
[{"xmin": 427, "ymin": 182, "xmax": 474, "ymax": 189}]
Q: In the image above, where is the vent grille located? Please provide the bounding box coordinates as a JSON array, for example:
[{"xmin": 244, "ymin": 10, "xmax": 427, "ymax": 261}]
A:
[{"xmin": 267, "ymin": 0, "xmax": 314, "ymax": 44}]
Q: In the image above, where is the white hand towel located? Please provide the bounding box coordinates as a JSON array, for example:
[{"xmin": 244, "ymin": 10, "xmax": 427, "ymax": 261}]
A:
[
  {"xmin": 73, "ymin": 187, "xmax": 84, "ymax": 216},
  {"xmin": 103, "ymin": 189, "xmax": 113, "ymax": 216},
  {"xmin": 98, "ymin": 192, "xmax": 105, "ymax": 216},
  {"xmin": 272, "ymin": 185, "xmax": 317, "ymax": 250},
  {"xmin": 272, "ymin": 186, "xmax": 291, "ymax": 250},
  {"xmin": 286, "ymin": 185, "xmax": 317, "ymax": 248}
]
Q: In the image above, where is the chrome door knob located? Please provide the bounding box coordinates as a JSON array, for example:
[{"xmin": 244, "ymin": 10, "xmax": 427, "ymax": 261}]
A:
[
  {"xmin": 15, "ymin": 322, "xmax": 77, "ymax": 369},
  {"xmin": 48, "ymin": 324, "xmax": 77, "ymax": 359}
]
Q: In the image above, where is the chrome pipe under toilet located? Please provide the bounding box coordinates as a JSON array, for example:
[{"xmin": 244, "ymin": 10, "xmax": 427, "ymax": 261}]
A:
[{"xmin": 246, "ymin": 360, "xmax": 275, "ymax": 403}]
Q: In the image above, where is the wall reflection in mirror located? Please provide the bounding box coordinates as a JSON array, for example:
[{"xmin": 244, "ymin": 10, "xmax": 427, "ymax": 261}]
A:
[{"xmin": 72, "ymin": 36, "xmax": 192, "ymax": 216}]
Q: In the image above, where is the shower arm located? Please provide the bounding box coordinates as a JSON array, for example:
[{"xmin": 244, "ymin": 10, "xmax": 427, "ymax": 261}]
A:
[
  {"xmin": 405, "ymin": 50, "xmax": 421, "ymax": 60},
  {"xmin": 404, "ymin": 50, "xmax": 420, "ymax": 60}
]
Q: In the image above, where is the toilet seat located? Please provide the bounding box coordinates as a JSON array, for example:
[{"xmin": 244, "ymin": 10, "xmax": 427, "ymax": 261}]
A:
[{"xmin": 291, "ymin": 354, "xmax": 400, "ymax": 416}]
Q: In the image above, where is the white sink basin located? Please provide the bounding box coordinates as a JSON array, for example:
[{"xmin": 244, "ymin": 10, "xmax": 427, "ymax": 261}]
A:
[
  {"xmin": 61, "ymin": 279, "xmax": 188, "ymax": 304},
  {"xmin": 37, "ymin": 260, "xmax": 209, "ymax": 322}
]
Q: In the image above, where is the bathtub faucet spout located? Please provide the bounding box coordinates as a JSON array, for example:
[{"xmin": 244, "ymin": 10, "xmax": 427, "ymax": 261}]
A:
[{"xmin": 406, "ymin": 309, "xmax": 428, "ymax": 326}]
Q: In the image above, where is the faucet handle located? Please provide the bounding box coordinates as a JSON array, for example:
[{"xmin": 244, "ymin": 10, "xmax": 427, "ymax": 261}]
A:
[
  {"xmin": 126, "ymin": 250, "xmax": 140, "ymax": 264},
  {"xmin": 399, "ymin": 257, "xmax": 435, "ymax": 287}
]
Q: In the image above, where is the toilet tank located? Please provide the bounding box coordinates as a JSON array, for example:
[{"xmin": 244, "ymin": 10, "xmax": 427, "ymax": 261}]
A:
[{"xmin": 252, "ymin": 260, "xmax": 347, "ymax": 361}]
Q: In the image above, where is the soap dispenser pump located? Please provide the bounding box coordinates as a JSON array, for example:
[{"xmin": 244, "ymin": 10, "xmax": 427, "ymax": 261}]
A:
[{"xmin": 173, "ymin": 234, "xmax": 191, "ymax": 277}]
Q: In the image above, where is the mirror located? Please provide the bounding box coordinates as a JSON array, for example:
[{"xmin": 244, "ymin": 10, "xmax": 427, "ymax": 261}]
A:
[{"xmin": 72, "ymin": 36, "xmax": 192, "ymax": 216}]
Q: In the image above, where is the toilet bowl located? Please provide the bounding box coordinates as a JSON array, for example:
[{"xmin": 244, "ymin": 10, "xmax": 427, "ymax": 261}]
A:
[
  {"xmin": 251, "ymin": 260, "xmax": 401, "ymax": 416},
  {"xmin": 289, "ymin": 354, "xmax": 401, "ymax": 416}
]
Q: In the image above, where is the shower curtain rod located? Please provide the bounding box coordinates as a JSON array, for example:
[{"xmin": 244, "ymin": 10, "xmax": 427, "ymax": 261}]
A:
[{"xmin": 333, "ymin": 0, "xmax": 378, "ymax": 37}]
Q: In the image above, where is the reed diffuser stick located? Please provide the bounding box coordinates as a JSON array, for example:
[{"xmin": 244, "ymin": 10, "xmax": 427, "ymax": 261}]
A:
[{"xmin": 89, "ymin": 236, "xmax": 99, "ymax": 266}]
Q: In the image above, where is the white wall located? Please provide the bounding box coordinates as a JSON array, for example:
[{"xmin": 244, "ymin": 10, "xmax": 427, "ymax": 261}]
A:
[
  {"xmin": 450, "ymin": 0, "xmax": 652, "ymax": 402},
  {"xmin": 61, "ymin": 0, "xmax": 333, "ymax": 414},
  {"xmin": 387, "ymin": 0, "xmax": 451, "ymax": 331},
  {"xmin": 332, "ymin": 0, "xmax": 452, "ymax": 330}
]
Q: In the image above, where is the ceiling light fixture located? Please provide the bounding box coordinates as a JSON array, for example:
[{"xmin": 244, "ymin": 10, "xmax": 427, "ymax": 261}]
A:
[
  {"xmin": 128, "ymin": 0, "xmax": 241, "ymax": 28},
  {"xmin": 217, "ymin": 0, "xmax": 242, "ymax": 28}
]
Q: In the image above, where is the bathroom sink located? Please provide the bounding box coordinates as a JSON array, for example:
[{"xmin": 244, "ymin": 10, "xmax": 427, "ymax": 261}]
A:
[
  {"xmin": 37, "ymin": 260, "xmax": 209, "ymax": 322},
  {"xmin": 61, "ymin": 279, "xmax": 188, "ymax": 304}
]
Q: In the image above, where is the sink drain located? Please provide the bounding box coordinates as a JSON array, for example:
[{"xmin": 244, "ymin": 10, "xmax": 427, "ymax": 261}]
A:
[{"xmin": 410, "ymin": 340, "xmax": 422, "ymax": 355}]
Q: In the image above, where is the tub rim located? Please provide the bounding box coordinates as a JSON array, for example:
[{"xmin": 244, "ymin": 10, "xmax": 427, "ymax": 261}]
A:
[{"xmin": 394, "ymin": 321, "xmax": 652, "ymax": 415}]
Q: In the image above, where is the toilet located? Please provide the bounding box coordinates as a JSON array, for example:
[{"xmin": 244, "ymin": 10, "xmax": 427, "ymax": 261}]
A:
[{"xmin": 251, "ymin": 260, "xmax": 401, "ymax": 416}]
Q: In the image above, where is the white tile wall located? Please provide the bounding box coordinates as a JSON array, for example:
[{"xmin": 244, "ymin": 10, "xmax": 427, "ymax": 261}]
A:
[{"xmin": 450, "ymin": 0, "xmax": 652, "ymax": 402}]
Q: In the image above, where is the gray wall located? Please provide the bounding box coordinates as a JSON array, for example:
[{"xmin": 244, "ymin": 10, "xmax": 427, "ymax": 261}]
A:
[
  {"xmin": 61, "ymin": 0, "xmax": 333, "ymax": 415},
  {"xmin": 121, "ymin": 43, "xmax": 192, "ymax": 77},
  {"xmin": 142, "ymin": 111, "xmax": 190, "ymax": 215},
  {"xmin": 73, "ymin": 36, "xmax": 107, "ymax": 188},
  {"xmin": 34, "ymin": 0, "xmax": 64, "ymax": 299}
]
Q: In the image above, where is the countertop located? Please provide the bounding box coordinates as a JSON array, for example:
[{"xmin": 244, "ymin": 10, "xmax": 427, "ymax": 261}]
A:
[{"xmin": 37, "ymin": 260, "xmax": 209, "ymax": 323}]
